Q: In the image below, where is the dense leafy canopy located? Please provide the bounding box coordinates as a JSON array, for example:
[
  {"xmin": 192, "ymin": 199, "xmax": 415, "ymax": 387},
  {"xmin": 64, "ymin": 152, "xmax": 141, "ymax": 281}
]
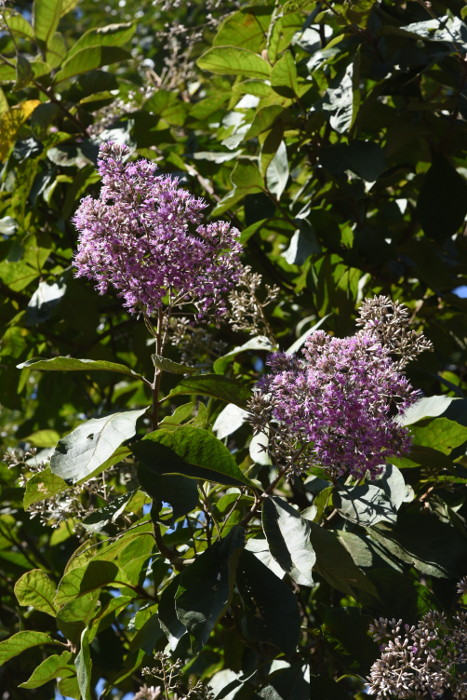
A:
[{"xmin": 0, "ymin": 0, "xmax": 466, "ymax": 698}]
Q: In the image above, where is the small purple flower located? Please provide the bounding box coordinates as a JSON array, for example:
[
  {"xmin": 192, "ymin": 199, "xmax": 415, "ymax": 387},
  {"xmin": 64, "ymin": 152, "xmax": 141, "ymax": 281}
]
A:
[
  {"xmin": 73, "ymin": 142, "xmax": 242, "ymax": 318},
  {"xmin": 252, "ymin": 329, "xmax": 420, "ymax": 479}
]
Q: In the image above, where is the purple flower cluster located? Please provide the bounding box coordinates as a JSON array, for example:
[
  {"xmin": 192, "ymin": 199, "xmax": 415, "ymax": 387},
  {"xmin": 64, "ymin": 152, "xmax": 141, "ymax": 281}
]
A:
[
  {"xmin": 73, "ymin": 142, "xmax": 242, "ymax": 318},
  {"xmin": 255, "ymin": 330, "xmax": 419, "ymax": 479}
]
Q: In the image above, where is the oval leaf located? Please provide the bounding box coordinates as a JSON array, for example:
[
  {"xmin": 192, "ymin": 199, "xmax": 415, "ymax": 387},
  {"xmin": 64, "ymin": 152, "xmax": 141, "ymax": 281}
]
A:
[
  {"xmin": 166, "ymin": 374, "xmax": 251, "ymax": 409},
  {"xmin": 17, "ymin": 356, "xmax": 146, "ymax": 381},
  {"xmin": 19, "ymin": 651, "xmax": 73, "ymax": 689},
  {"xmin": 0, "ymin": 631, "xmax": 60, "ymax": 665},
  {"xmin": 15, "ymin": 569, "xmax": 57, "ymax": 616},
  {"xmin": 197, "ymin": 46, "xmax": 271, "ymax": 78},
  {"xmin": 50, "ymin": 408, "xmax": 147, "ymax": 482},
  {"xmin": 133, "ymin": 426, "xmax": 254, "ymax": 488},
  {"xmin": 262, "ymin": 496, "xmax": 316, "ymax": 587}
]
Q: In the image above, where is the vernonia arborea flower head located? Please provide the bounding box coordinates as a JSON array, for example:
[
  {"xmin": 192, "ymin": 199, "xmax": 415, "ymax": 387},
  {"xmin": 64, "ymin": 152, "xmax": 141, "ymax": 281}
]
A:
[
  {"xmin": 72, "ymin": 142, "xmax": 242, "ymax": 318},
  {"xmin": 248, "ymin": 305, "xmax": 426, "ymax": 479}
]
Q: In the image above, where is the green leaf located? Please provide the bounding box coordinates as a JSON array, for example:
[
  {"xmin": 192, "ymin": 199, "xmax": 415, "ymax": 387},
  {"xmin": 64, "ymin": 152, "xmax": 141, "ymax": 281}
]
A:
[
  {"xmin": 308, "ymin": 522, "xmax": 377, "ymax": 596},
  {"xmin": 82, "ymin": 492, "xmax": 134, "ymax": 533},
  {"xmin": 159, "ymin": 576, "xmax": 187, "ymax": 651},
  {"xmin": 17, "ymin": 356, "xmax": 146, "ymax": 381},
  {"xmin": 50, "ymin": 408, "xmax": 147, "ymax": 482},
  {"xmin": 321, "ymin": 59, "xmax": 359, "ymax": 133},
  {"xmin": 24, "ymin": 279, "xmax": 67, "ymax": 326},
  {"xmin": 262, "ymin": 497, "xmax": 316, "ymax": 586},
  {"xmin": 399, "ymin": 395, "xmax": 458, "ymax": 426},
  {"xmin": 57, "ymin": 590, "xmax": 100, "ymax": 646},
  {"xmin": 55, "ymin": 561, "xmax": 119, "ymax": 606},
  {"xmin": 66, "ymin": 22, "xmax": 135, "ymax": 59},
  {"xmin": 0, "ymin": 631, "xmax": 60, "ymax": 665},
  {"xmin": 197, "ymin": 46, "xmax": 271, "ymax": 79},
  {"xmin": 176, "ymin": 526, "xmax": 245, "ymax": 649},
  {"xmin": 400, "ymin": 15, "xmax": 467, "ymax": 43},
  {"xmin": 23, "ymin": 467, "xmax": 67, "ymax": 509},
  {"xmin": 247, "ymin": 105, "xmax": 286, "ymax": 139},
  {"xmin": 5, "ymin": 13, "xmax": 35, "ymax": 39},
  {"xmin": 152, "ymin": 353, "xmax": 198, "ymax": 374},
  {"xmin": 213, "ymin": 403, "xmax": 248, "ymax": 440},
  {"xmin": 282, "ymin": 223, "xmax": 320, "ymax": 265},
  {"xmin": 320, "ymin": 141, "xmax": 386, "ymax": 182},
  {"xmin": 213, "ymin": 335, "xmax": 274, "ymax": 374},
  {"xmin": 138, "ymin": 468, "xmax": 198, "ymax": 525},
  {"xmin": 409, "ymin": 417, "xmax": 467, "ymax": 456},
  {"xmin": 213, "ymin": 7, "xmax": 271, "ymax": 51},
  {"xmin": 271, "ymin": 51, "xmax": 299, "ymax": 97},
  {"xmin": 15, "ymin": 569, "xmax": 57, "ymax": 616},
  {"xmin": 266, "ymin": 140, "xmax": 289, "ymax": 200},
  {"xmin": 19, "ymin": 651, "xmax": 73, "ymax": 689},
  {"xmin": 334, "ymin": 484, "xmax": 396, "ymax": 527},
  {"xmin": 237, "ymin": 550, "xmax": 301, "ymax": 656},
  {"xmin": 54, "ymin": 46, "xmax": 131, "ymax": 83},
  {"xmin": 231, "ymin": 161, "xmax": 264, "ymax": 190},
  {"xmin": 75, "ymin": 628, "xmax": 92, "ymax": 700},
  {"xmin": 133, "ymin": 426, "xmax": 254, "ymax": 487},
  {"xmin": 14, "ymin": 55, "xmax": 34, "ymax": 91},
  {"xmin": 33, "ymin": 0, "xmax": 62, "ymax": 45},
  {"xmin": 166, "ymin": 374, "xmax": 251, "ymax": 409},
  {"xmin": 24, "ymin": 429, "xmax": 61, "ymax": 447},
  {"xmin": 416, "ymin": 156, "xmax": 467, "ymax": 241}
]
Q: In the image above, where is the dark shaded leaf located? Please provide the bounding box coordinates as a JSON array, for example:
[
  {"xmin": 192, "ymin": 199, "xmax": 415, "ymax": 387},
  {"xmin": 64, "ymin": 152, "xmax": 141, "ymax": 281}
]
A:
[
  {"xmin": 416, "ymin": 156, "xmax": 467, "ymax": 240},
  {"xmin": 166, "ymin": 374, "xmax": 251, "ymax": 408},
  {"xmin": 236, "ymin": 550, "xmax": 300, "ymax": 656},
  {"xmin": 176, "ymin": 526, "xmax": 244, "ymax": 649}
]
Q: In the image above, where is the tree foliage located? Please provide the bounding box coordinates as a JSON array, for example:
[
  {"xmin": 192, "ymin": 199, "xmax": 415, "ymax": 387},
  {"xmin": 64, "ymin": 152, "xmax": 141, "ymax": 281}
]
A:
[{"xmin": 0, "ymin": 0, "xmax": 466, "ymax": 698}]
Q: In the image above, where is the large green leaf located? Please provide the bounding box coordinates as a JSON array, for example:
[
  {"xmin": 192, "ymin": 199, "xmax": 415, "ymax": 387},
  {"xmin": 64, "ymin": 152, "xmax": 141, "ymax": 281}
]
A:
[
  {"xmin": 166, "ymin": 374, "xmax": 251, "ymax": 408},
  {"xmin": 133, "ymin": 426, "xmax": 254, "ymax": 487},
  {"xmin": 57, "ymin": 591, "xmax": 100, "ymax": 646},
  {"xmin": 237, "ymin": 550, "xmax": 301, "ymax": 656},
  {"xmin": 197, "ymin": 46, "xmax": 271, "ymax": 78},
  {"xmin": 54, "ymin": 46, "xmax": 131, "ymax": 83},
  {"xmin": 19, "ymin": 651, "xmax": 73, "ymax": 689},
  {"xmin": 176, "ymin": 526, "xmax": 244, "ymax": 649},
  {"xmin": 158, "ymin": 576, "xmax": 187, "ymax": 651},
  {"xmin": 55, "ymin": 560, "xmax": 119, "ymax": 606},
  {"xmin": 262, "ymin": 497, "xmax": 315, "ymax": 587},
  {"xmin": 308, "ymin": 522, "xmax": 377, "ymax": 596},
  {"xmin": 15, "ymin": 569, "xmax": 57, "ymax": 616},
  {"xmin": 334, "ymin": 484, "xmax": 396, "ymax": 527},
  {"xmin": 0, "ymin": 631, "xmax": 61, "ymax": 665},
  {"xmin": 17, "ymin": 356, "xmax": 146, "ymax": 381},
  {"xmin": 213, "ymin": 7, "xmax": 271, "ymax": 51},
  {"xmin": 66, "ymin": 22, "xmax": 135, "ymax": 59},
  {"xmin": 33, "ymin": 0, "xmax": 62, "ymax": 45},
  {"xmin": 399, "ymin": 395, "xmax": 457, "ymax": 426},
  {"xmin": 138, "ymin": 467, "xmax": 198, "ymax": 524},
  {"xmin": 5, "ymin": 13, "xmax": 35, "ymax": 39},
  {"xmin": 23, "ymin": 467, "xmax": 68, "ymax": 509},
  {"xmin": 50, "ymin": 408, "xmax": 147, "ymax": 482},
  {"xmin": 410, "ymin": 417, "xmax": 467, "ymax": 456},
  {"xmin": 416, "ymin": 156, "xmax": 467, "ymax": 241}
]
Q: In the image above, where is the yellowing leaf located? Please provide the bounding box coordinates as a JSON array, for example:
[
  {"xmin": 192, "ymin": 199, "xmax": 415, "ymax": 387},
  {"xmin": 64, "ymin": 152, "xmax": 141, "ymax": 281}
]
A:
[{"xmin": 0, "ymin": 100, "xmax": 40, "ymax": 161}]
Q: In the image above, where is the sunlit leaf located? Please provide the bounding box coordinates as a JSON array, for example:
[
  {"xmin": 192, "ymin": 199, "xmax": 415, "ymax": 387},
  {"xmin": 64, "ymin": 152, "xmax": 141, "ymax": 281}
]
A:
[{"xmin": 50, "ymin": 408, "xmax": 147, "ymax": 482}]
